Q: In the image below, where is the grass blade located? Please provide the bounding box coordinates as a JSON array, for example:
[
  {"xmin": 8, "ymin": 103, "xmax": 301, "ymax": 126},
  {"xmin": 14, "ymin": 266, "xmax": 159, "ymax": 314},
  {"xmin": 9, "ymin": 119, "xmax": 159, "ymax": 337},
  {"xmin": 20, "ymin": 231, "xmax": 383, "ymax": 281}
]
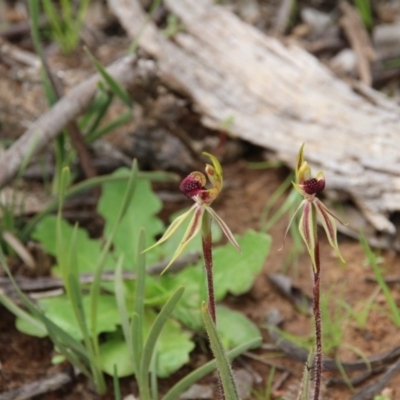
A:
[
  {"xmin": 86, "ymin": 111, "xmax": 133, "ymax": 143},
  {"xmin": 113, "ymin": 365, "xmax": 122, "ymax": 400},
  {"xmin": 162, "ymin": 338, "xmax": 260, "ymax": 400},
  {"xmin": 115, "ymin": 255, "xmax": 132, "ymax": 355},
  {"xmin": 0, "ymin": 248, "xmax": 90, "ymax": 369},
  {"xmin": 133, "ymin": 230, "xmax": 146, "ymax": 380},
  {"xmin": 89, "ymin": 161, "xmax": 138, "ymax": 374},
  {"xmin": 139, "ymin": 287, "xmax": 185, "ymax": 400},
  {"xmin": 85, "ymin": 48, "xmax": 133, "ymax": 107},
  {"xmin": 0, "ymin": 291, "xmax": 47, "ymax": 337},
  {"xmin": 201, "ymin": 303, "xmax": 240, "ymax": 400},
  {"xmin": 297, "ymin": 347, "xmax": 314, "ymax": 400},
  {"xmin": 360, "ymin": 233, "xmax": 400, "ymax": 327}
]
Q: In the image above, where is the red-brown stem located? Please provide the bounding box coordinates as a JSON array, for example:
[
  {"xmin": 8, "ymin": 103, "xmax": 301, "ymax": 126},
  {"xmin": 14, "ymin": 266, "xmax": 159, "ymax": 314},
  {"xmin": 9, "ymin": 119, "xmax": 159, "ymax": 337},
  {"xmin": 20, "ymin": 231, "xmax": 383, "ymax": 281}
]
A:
[
  {"xmin": 202, "ymin": 214, "xmax": 226, "ymax": 400},
  {"xmin": 313, "ymin": 241, "xmax": 322, "ymax": 400},
  {"xmin": 202, "ymin": 212, "xmax": 216, "ymax": 324}
]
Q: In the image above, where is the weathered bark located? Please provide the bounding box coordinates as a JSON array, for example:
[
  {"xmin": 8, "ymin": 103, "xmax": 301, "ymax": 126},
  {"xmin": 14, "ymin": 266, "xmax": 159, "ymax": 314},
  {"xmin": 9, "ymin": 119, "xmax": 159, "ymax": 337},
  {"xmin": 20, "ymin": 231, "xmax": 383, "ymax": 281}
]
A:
[{"xmin": 108, "ymin": 0, "xmax": 400, "ymax": 249}]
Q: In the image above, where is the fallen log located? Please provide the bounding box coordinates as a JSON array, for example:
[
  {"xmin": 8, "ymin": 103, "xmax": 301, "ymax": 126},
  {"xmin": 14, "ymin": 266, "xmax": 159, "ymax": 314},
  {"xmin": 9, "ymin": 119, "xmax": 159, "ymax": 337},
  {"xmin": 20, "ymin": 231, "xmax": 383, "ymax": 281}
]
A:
[{"xmin": 108, "ymin": 0, "xmax": 400, "ymax": 249}]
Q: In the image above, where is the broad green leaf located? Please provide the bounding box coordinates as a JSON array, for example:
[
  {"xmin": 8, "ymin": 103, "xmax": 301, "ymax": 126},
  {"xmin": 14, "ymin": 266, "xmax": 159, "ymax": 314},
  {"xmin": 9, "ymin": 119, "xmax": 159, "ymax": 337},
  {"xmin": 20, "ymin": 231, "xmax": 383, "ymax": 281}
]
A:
[
  {"xmin": 215, "ymin": 306, "xmax": 261, "ymax": 350},
  {"xmin": 98, "ymin": 171, "xmax": 164, "ymax": 266},
  {"xmin": 156, "ymin": 313, "xmax": 194, "ymax": 378},
  {"xmin": 16, "ymin": 317, "xmax": 48, "ymax": 338},
  {"xmin": 212, "ymin": 230, "xmax": 270, "ymax": 299},
  {"xmin": 37, "ymin": 295, "xmax": 120, "ymax": 341},
  {"xmin": 100, "ymin": 310, "xmax": 194, "ymax": 378},
  {"xmin": 159, "ymin": 266, "xmax": 204, "ymax": 330},
  {"xmin": 100, "ymin": 337, "xmax": 135, "ymax": 377},
  {"xmin": 32, "ymin": 215, "xmax": 114, "ymax": 274}
]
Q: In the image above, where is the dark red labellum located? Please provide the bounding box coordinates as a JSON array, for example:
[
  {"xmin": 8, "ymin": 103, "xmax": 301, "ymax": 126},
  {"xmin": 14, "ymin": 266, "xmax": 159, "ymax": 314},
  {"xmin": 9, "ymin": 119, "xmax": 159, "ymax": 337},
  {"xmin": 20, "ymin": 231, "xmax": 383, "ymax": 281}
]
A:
[
  {"xmin": 180, "ymin": 176, "xmax": 206, "ymax": 198},
  {"xmin": 302, "ymin": 178, "xmax": 325, "ymax": 195}
]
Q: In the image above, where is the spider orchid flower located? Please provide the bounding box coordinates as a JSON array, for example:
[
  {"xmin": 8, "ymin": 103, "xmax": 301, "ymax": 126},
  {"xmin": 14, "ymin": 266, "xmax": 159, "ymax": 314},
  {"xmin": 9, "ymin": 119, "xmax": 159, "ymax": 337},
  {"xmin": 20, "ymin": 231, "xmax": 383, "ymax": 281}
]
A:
[
  {"xmin": 287, "ymin": 144, "xmax": 345, "ymax": 271},
  {"xmin": 144, "ymin": 152, "xmax": 241, "ymax": 273}
]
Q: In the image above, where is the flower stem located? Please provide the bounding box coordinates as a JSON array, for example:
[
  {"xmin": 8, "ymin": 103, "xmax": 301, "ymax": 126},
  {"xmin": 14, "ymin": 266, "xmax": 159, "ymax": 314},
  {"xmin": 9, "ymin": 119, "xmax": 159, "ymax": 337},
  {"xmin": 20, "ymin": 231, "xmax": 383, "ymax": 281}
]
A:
[
  {"xmin": 313, "ymin": 240, "xmax": 322, "ymax": 400},
  {"xmin": 202, "ymin": 211, "xmax": 216, "ymax": 324}
]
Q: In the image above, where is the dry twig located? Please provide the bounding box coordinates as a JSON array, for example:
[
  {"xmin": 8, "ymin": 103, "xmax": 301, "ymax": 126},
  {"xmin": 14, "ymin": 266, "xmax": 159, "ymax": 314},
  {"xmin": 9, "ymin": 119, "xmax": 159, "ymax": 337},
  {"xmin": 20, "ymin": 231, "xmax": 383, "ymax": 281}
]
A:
[
  {"xmin": 339, "ymin": 1, "xmax": 376, "ymax": 85},
  {"xmin": 0, "ymin": 56, "xmax": 157, "ymax": 189},
  {"xmin": 0, "ymin": 372, "xmax": 71, "ymax": 400}
]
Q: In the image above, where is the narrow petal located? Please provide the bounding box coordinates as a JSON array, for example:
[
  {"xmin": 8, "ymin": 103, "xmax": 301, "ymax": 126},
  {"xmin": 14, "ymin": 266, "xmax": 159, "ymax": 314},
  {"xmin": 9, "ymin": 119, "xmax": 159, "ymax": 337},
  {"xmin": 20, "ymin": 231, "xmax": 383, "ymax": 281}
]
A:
[
  {"xmin": 142, "ymin": 205, "xmax": 196, "ymax": 253},
  {"xmin": 206, "ymin": 206, "xmax": 241, "ymax": 252},
  {"xmin": 315, "ymin": 198, "xmax": 347, "ymax": 226},
  {"xmin": 314, "ymin": 199, "xmax": 345, "ymax": 263},
  {"xmin": 280, "ymin": 199, "xmax": 306, "ymax": 250},
  {"xmin": 296, "ymin": 144, "xmax": 311, "ymax": 184},
  {"xmin": 292, "ymin": 182, "xmax": 305, "ymax": 196},
  {"xmin": 299, "ymin": 202, "xmax": 317, "ymax": 271},
  {"xmin": 296, "ymin": 143, "xmax": 305, "ymax": 177},
  {"xmin": 203, "ymin": 152, "xmax": 223, "ymax": 193},
  {"xmin": 161, "ymin": 206, "xmax": 205, "ymax": 274}
]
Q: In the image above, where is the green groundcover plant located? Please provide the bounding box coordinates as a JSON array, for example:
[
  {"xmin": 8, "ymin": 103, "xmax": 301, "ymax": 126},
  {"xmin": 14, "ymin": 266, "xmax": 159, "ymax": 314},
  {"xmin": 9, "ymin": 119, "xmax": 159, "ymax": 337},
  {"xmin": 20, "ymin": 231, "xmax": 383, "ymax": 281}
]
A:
[{"xmin": 13, "ymin": 166, "xmax": 269, "ymax": 383}]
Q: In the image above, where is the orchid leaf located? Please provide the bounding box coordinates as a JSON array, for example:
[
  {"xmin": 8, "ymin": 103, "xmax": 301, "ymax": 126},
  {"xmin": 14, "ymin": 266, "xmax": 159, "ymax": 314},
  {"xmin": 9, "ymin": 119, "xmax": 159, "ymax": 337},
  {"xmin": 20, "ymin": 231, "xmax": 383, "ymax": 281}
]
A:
[{"xmin": 202, "ymin": 303, "xmax": 240, "ymax": 400}]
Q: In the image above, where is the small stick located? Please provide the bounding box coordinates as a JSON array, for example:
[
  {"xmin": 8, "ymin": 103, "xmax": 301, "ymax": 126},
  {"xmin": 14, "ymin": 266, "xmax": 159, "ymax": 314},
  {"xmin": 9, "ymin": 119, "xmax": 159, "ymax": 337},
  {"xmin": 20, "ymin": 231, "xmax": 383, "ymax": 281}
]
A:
[
  {"xmin": 339, "ymin": 1, "xmax": 376, "ymax": 86},
  {"xmin": 350, "ymin": 357, "xmax": 400, "ymax": 400},
  {"xmin": 0, "ymin": 372, "xmax": 71, "ymax": 400}
]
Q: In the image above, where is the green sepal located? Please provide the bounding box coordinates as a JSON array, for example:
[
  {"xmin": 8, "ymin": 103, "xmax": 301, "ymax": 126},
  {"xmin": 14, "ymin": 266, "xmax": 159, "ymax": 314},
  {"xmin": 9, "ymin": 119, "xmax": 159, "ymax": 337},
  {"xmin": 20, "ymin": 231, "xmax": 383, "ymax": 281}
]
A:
[{"xmin": 299, "ymin": 202, "xmax": 317, "ymax": 272}]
